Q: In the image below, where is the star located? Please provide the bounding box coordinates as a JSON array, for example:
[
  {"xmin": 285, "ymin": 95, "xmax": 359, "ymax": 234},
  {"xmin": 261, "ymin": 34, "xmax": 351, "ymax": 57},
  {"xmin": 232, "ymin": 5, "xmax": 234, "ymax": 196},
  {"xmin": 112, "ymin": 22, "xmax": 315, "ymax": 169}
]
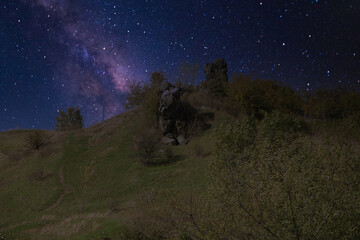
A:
[{"xmin": 0, "ymin": 0, "xmax": 359, "ymax": 130}]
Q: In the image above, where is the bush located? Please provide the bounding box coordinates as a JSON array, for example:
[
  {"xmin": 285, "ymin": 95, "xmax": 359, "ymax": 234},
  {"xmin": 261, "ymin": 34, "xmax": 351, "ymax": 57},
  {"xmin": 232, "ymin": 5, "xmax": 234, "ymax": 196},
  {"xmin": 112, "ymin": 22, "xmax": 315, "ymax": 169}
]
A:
[
  {"xmin": 27, "ymin": 131, "xmax": 45, "ymax": 151},
  {"xmin": 260, "ymin": 111, "xmax": 307, "ymax": 139},
  {"xmin": 134, "ymin": 128, "xmax": 160, "ymax": 165},
  {"xmin": 125, "ymin": 81, "xmax": 146, "ymax": 110},
  {"xmin": 126, "ymin": 72, "xmax": 165, "ymax": 120},
  {"xmin": 203, "ymin": 58, "xmax": 229, "ymax": 99},
  {"xmin": 127, "ymin": 114, "xmax": 359, "ymax": 239},
  {"xmin": 304, "ymin": 88, "xmax": 360, "ymax": 120},
  {"xmin": 229, "ymin": 73, "xmax": 303, "ymax": 118},
  {"xmin": 210, "ymin": 116, "xmax": 360, "ymax": 239},
  {"xmin": 55, "ymin": 107, "xmax": 83, "ymax": 131}
]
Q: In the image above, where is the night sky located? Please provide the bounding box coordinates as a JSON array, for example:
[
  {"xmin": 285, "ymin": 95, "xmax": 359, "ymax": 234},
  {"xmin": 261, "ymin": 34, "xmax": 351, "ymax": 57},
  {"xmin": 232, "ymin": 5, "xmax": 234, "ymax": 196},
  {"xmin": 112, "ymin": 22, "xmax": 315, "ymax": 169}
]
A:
[{"xmin": 1, "ymin": 0, "xmax": 359, "ymax": 131}]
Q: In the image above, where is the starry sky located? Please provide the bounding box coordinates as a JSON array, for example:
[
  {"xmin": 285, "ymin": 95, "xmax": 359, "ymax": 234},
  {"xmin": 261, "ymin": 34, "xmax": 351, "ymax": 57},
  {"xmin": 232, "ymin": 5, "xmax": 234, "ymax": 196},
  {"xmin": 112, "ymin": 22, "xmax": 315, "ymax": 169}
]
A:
[{"xmin": 1, "ymin": 0, "xmax": 359, "ymax": 131}]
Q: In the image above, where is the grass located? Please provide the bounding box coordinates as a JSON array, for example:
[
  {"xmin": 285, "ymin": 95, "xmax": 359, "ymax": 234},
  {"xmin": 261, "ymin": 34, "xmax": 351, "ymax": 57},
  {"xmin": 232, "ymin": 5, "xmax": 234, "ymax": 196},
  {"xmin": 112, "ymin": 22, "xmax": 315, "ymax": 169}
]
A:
[
  {"xmin": 0, "ymin": 109, "xmax": 225, "ymax": 239},
  {"xmin": 0, "ymin": 108, "xmax": 359, "ymax": 239}
]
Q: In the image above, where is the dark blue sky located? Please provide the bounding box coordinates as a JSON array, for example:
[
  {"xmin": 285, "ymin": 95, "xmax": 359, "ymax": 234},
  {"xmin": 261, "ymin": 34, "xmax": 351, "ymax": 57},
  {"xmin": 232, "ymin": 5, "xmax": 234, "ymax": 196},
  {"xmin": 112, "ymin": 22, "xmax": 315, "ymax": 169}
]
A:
[{"xmin": 1, "ymin": 0, "xmax": 359, "ymax": 130}]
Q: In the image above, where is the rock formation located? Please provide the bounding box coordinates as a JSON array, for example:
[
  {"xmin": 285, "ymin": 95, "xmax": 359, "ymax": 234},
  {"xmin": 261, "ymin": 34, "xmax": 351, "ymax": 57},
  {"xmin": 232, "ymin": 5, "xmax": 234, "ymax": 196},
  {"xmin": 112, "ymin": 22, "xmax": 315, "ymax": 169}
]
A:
[{"xmin": 158, "ymin": 81, "xmax": 188, "ymax": 145}]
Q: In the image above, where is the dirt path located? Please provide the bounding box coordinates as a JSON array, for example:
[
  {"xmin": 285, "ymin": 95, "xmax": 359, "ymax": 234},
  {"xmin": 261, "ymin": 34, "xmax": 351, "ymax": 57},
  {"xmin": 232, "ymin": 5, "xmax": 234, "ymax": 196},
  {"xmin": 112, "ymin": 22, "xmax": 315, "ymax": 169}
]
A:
[{"xmin": 43, "ymin": 165, "xmax": 67, "ymax": 212}]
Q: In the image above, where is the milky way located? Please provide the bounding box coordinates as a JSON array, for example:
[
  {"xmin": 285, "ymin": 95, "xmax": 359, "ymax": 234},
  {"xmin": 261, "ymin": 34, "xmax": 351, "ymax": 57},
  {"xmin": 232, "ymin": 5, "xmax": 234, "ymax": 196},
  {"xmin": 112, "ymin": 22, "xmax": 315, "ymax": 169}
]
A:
[
  {"xmin": 1, "ymin": 0, "xmax": 359, "ymax": 130},
  {"xmin": 33, "ymin": 0, "xmax": 138, "ymax": 121}
]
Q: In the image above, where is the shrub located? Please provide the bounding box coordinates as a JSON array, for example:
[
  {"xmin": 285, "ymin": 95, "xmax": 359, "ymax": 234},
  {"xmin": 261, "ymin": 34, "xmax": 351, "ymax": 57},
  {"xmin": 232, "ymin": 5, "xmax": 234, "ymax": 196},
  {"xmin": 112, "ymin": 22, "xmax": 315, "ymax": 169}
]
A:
[
  {"xmin": 229, "ymin": 73, "xmax": 303, "ymax": 118},
  {"xmin": 127, "ymin": 112, "xmax": 359, "ymax": 239},
  {"xmin": 304, "ymin": 88, "xmax": 360, "ymax": 120},
  {"xmin": 186, "ymin": 89, "xmax": 212, "ymax": 109},
  {"xmin": 259, "ymin": 111, "xmax": 306, "ymax": 140},
  {"xmin": 134, "ymin": 129, "xmax": 160, "ymax": 165},
  {"xmin": 126, "ymin": 72, "xmax": 165, "ymax": 120},
  {"xmin": 203, "ymin": 58, "xmax": 229, "ymax": 99},
  {"xmin": 27, "ymin": 131, "xmax": 45, "ymax": 150},
  {"xmin": 211, "ymin": 116, "xmax": 360, "ymax": 239},
  {"xmin": 184, "ymin": 111, "xmax": 214, "ymax": 138},
  {"xmin": 55, "ymin": 107, "xmax": 83, "ymax": 131},
  {"xmin": 125, "ymin": 81, "xmax": 146, "ymax": 110}
]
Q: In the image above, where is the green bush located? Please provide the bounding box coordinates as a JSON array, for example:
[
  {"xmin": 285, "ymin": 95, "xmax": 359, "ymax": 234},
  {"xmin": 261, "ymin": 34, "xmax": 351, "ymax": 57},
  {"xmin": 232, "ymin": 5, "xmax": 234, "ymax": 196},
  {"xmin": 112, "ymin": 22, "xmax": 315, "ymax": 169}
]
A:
[
  {"xmin": 203, "ymin": 59, "xmax": 228, "ymax": 99},
  {"xmin": 210, "ymin": 116, "xmax": 360, "ymax": 239},
  {"xmin": 27, "ymin": 131, "xmax": 45, "ymax": 150},
  {"xmin": 228, "ymin": 74, "xmax": 303, "ymax": 118},
  {"xmin": 304, "ymin": 88, "xmax": 360, "ymax": 120},
  {"xmin": 125, "ymin": 72, "xmax": 165, "ymax": 120},
  {"xmin": 125, "ymin": 81, "xmax": 146, "ymax": 110},
  {"xmin": 133, "ymin": 128, "xmax": 161, "ymax": 165},
  {"xmin": 126, "ymin": 114, "xmax": 360, "ymax": 239},
  {"xmin": 55, "ymin": 107, "xmax": 83, "ymax": 131}
]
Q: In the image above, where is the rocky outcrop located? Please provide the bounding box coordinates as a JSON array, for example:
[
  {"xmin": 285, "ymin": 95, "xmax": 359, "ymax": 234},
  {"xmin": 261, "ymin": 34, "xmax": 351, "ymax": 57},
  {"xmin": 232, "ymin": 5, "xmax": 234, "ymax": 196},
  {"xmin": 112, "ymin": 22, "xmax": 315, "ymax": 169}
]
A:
[
  {"xmin": 158, "ymin": 82, "xmax": 188, "ymax": 145},
  {"xmin": 158, "ymin": 84, "xmax": 181, "ymax": 135}
]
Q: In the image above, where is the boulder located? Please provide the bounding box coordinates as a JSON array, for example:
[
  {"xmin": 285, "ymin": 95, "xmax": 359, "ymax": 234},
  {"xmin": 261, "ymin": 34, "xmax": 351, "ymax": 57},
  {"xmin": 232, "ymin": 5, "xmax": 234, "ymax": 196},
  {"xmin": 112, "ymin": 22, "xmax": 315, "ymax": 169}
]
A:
[
  {"xmin": 158, "ymin": 81, "xmax": 190, "ymax": 145},
  {"xmin": 161, "ymin": 136, "xmax": 178, "ymax": 145},
  {"xmin": 160, "ymin": 80, "xmax": 172, "ymax": 92},
  {"xmin": 177, "ymin": 135, "xmax": 188, "ymax": 145},
  {"xmin": 158, "ymin": 85, "xmax": 182, "ymax": 135}
]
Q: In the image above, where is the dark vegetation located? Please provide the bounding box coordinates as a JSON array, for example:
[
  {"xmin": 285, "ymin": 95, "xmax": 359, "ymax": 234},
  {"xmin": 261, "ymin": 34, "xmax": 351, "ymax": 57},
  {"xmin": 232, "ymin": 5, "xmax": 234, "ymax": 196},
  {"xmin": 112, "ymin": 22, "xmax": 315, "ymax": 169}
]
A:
[
  {"xmin": 121, "ymin": 58, "xmax": 360, "ymax": 239},
  {"xmin": 1, "ymin": 59, "xmax": 360, "ymax": 239},
  {"xmin": 55, "ymin": 106, "xmax": 84, "ymax": 131},
  {"xmin": 26, "ymin": 131, "xmax": 45, "ymax": 151}
]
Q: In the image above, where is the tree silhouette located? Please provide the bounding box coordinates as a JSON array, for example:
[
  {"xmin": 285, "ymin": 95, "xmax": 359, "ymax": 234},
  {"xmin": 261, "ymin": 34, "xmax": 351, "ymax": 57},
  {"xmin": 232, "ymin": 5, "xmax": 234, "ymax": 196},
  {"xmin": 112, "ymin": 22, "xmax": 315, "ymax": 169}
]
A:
[{"xmin": 55, "ymin": 107, "xmax": 83, "ymax": 131}]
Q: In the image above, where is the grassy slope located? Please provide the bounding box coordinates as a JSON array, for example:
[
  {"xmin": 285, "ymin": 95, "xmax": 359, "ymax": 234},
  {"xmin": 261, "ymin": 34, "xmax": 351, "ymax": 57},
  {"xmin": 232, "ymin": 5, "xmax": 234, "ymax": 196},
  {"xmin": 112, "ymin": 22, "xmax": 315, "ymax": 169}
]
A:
[{"xmin": 0, "ymin": 109, "xmax": 231, "ymax": 240}]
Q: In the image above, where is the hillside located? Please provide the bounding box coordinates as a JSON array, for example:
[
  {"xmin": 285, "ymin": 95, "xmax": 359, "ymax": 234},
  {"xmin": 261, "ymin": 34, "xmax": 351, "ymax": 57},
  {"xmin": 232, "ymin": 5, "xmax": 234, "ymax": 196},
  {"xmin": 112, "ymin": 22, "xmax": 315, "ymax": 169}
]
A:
[
  {"xmin": 1, "ymin": 105, "xmax": 360, "ymax": 239},
  {"xmin": 2, "ymin": 68, "xmax": 360, "ymax": 239},
  {"xmin": 0, "ymin": 108, "xmax": 231, "ymax": 240}
]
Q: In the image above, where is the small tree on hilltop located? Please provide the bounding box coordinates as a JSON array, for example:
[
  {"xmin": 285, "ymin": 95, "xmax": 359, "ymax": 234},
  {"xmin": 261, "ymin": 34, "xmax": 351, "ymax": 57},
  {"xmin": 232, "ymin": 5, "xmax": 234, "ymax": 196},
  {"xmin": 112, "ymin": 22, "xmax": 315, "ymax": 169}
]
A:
[
  {"xmin": 125, "ymin": 72, "xmax": 166, "ymax": 120},
  {"xmin": 204, "ymin": 58, "xmax": 229, "ymax": 99},
  {"xmin": 55, "ymin": 107, "xmax": 83, "ymax": 131}
]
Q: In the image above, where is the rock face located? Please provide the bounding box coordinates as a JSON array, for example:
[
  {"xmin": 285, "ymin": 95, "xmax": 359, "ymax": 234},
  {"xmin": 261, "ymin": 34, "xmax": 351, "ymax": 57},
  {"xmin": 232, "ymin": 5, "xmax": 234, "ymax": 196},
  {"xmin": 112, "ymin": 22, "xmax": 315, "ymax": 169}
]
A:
[
  {"xmin": 158, "ymin": 82, "xmax": 188, "ymax": 145},
  {"xmin": 204, "ymin": 58, "xmax": 228, "ymax": 83}
]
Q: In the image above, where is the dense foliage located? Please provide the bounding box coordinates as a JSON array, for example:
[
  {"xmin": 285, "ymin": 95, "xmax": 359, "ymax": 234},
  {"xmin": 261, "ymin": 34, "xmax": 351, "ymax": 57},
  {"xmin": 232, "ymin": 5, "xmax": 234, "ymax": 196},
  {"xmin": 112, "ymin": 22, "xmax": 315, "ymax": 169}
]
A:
[
  {"xmin": 125, "ymin": 71, "xmax": 165, "ymax": 119},
  {"xmin": 228, "ymin": 74, "xmax": 303, "ymax": 118},
  {"xmin": 304, "ymin": 88, "xmax": 360, "ymax": 121},
  {"xmin": 128, "ymin": 113, "xmax": 360, "ymax": 240},
  {"xmin": 55, "ymin": 107, "xmax": 83, "ymax": 131},
  {"xmin": 124, "ymin": 61, "xmax": 360, "ymax": 240},
  {"xmin": 210, "ymin": 112, "xmax": 360, "ymax": 239},
  {"xmin": 26, "ymin": 131, "xmax": 45, "ymax": 150}
]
